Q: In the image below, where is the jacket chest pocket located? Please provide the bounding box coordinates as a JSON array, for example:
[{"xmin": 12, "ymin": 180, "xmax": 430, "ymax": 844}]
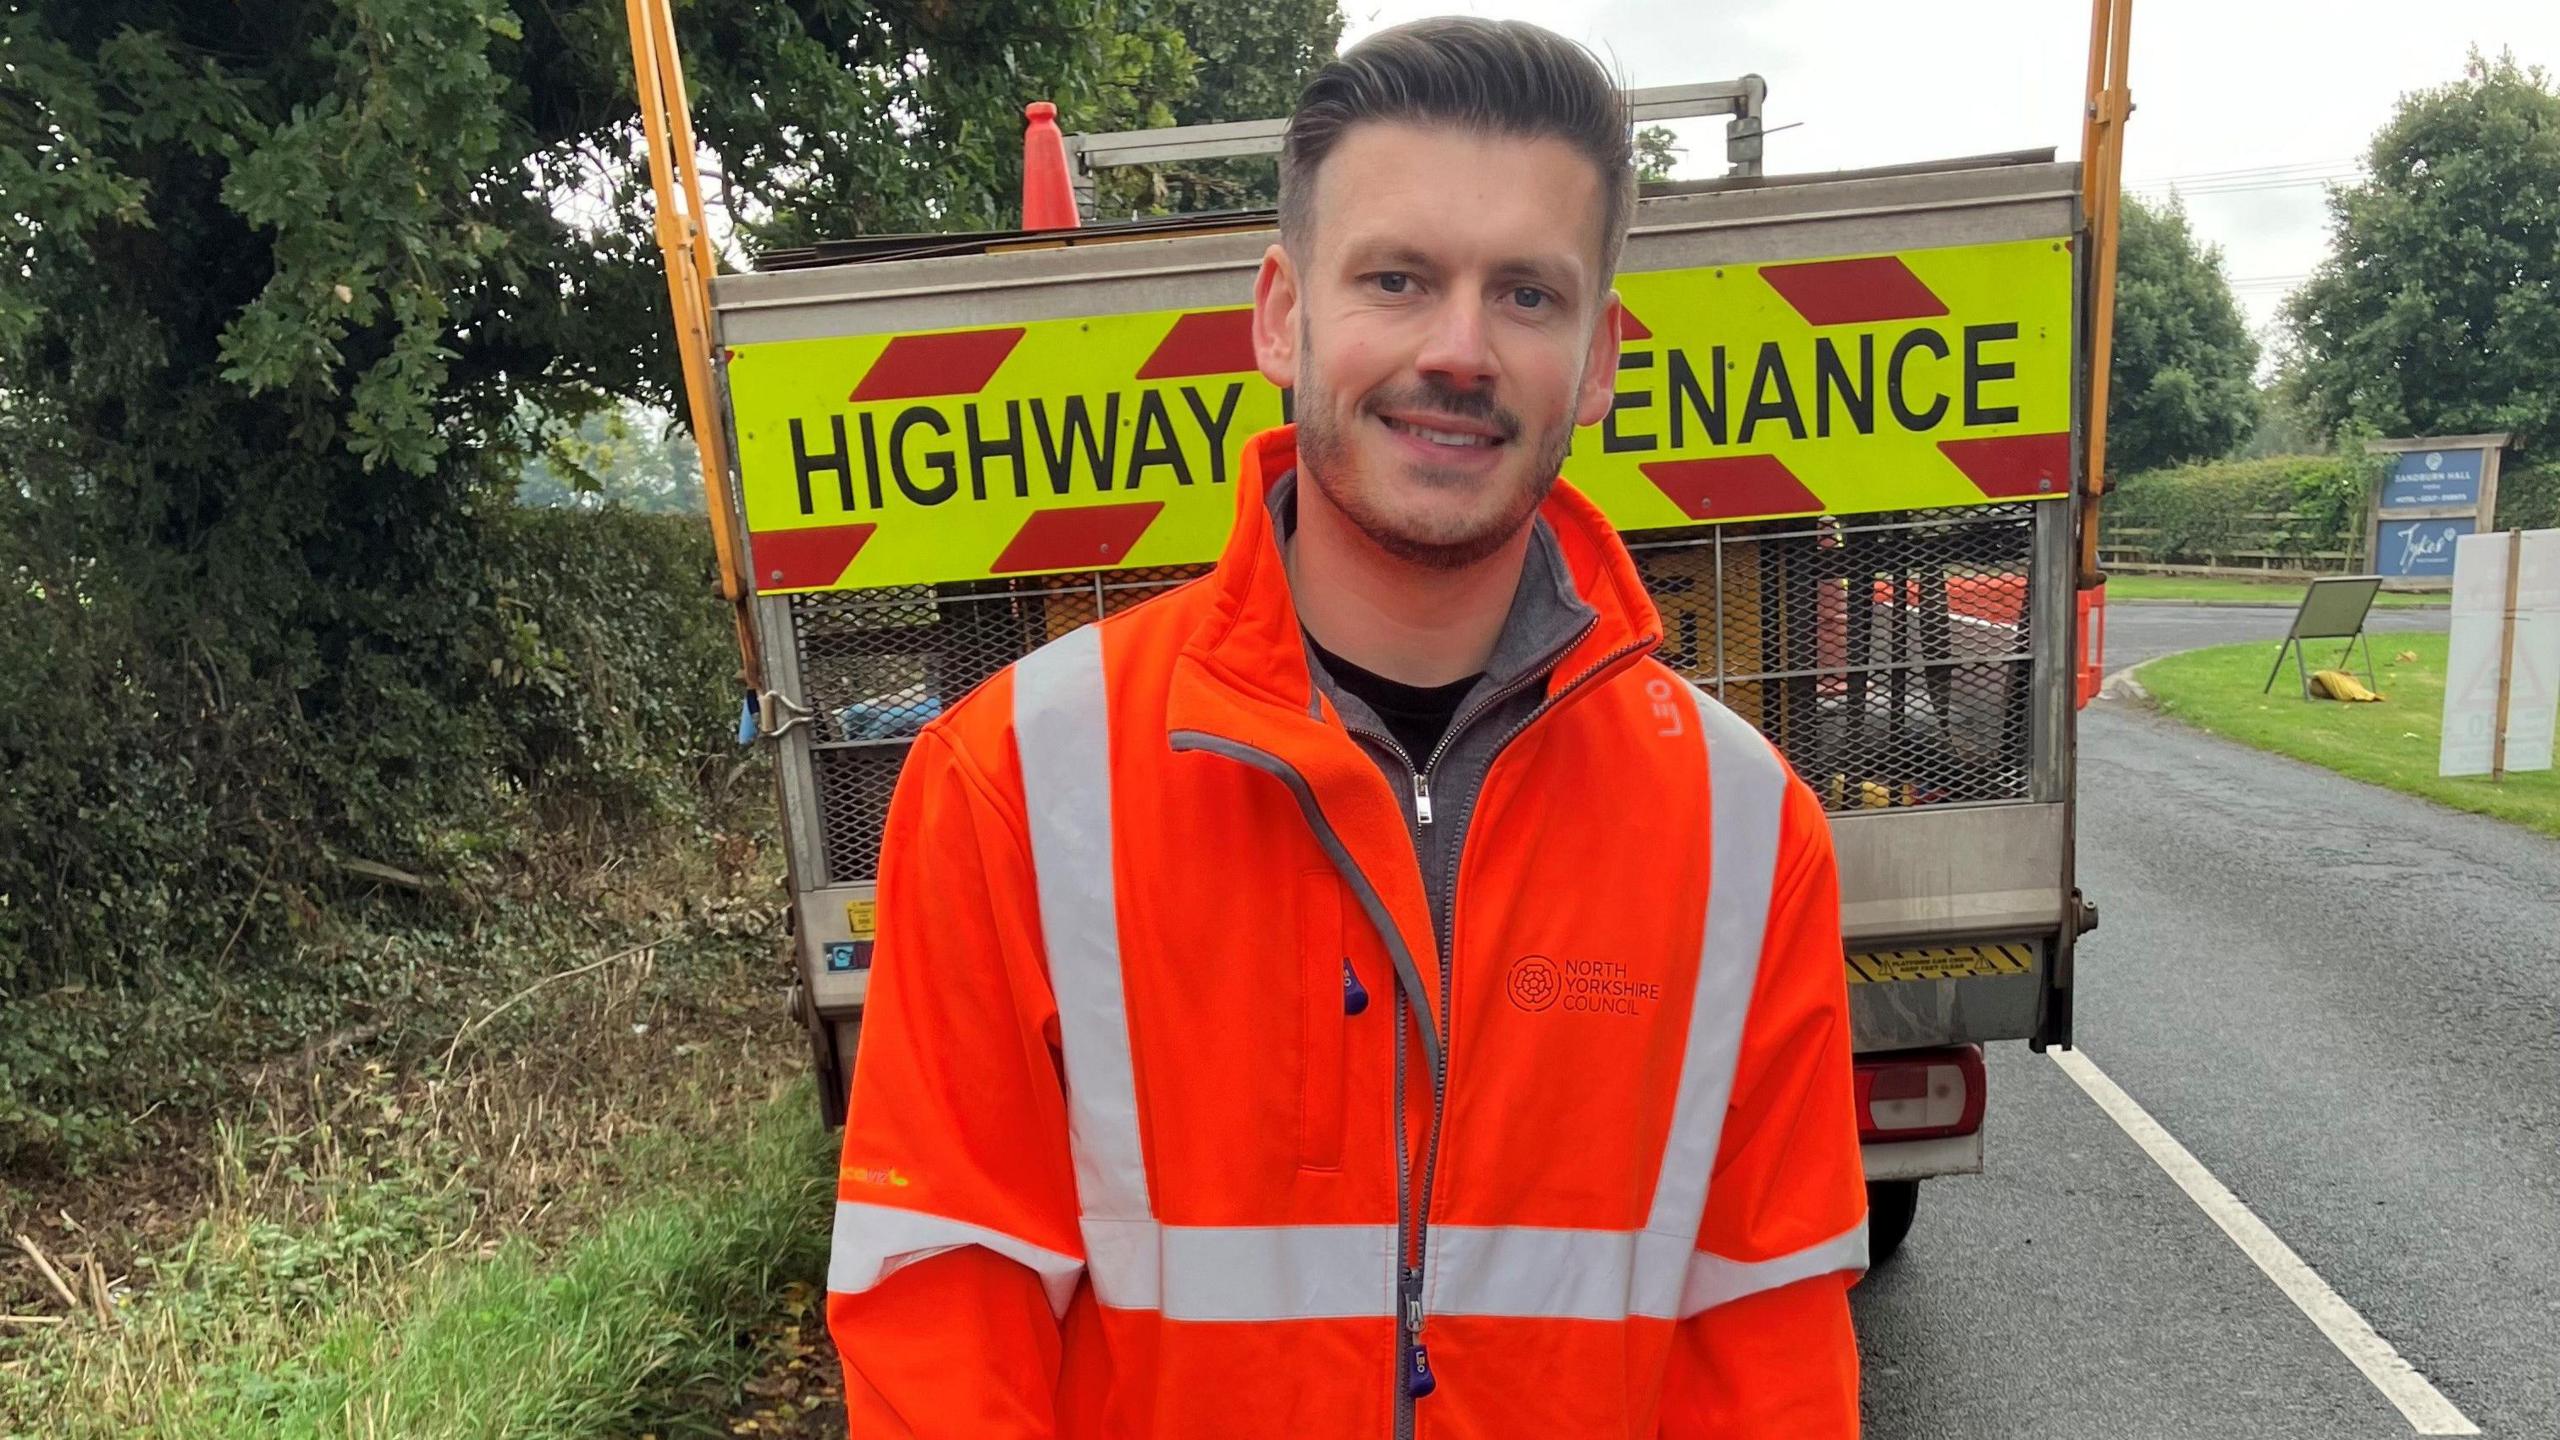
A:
[{"xmin": 1298, "ymin": 870, "xmax": 1348, "ymax": 1172}]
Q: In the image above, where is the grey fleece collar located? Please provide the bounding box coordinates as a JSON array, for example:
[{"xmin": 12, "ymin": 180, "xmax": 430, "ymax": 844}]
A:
[{"xmin": 1267, "ymin": 469, "xmax": 1600, "ymax": 723}]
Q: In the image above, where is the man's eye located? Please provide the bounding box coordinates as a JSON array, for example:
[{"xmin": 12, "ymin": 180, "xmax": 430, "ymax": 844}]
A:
[
  {"xmin": 1512, "ymin": 287, "xmax": 1549, "ymax": 310},
  {"xmin": 1373, "ymin": 273, "xmax": 1411, "ymax": 294}
]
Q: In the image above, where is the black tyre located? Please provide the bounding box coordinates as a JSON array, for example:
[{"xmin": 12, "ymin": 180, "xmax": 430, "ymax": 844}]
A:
[{"xmin": 1865, "ymin": 1180, "xmax": 1920, "ymax": 1268}]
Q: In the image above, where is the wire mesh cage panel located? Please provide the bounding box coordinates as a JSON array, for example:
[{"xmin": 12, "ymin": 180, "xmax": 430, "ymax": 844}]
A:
[
  {"xmin": 793, "ymin": 567, "xmax": 1207, "ymax": 885},
  {"xmin": 792, "ymin": 503, "xmax": 2041, "ymax": 886},
  {"xmin": 1632, "ymin": 505, "xmax": 2040, "ymax": 812}
]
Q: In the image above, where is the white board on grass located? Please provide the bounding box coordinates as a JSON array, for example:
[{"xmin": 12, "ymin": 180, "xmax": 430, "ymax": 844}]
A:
[{"xmin": 2440, "ymin": 528, "xmax": 2560, "ymax": 777}]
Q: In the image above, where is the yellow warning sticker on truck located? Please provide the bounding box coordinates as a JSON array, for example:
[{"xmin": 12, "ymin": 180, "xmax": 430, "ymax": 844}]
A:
[
  {"xmin": 725, "ymin": 237, "xmax": 2074, "ymax": 593},
  {"xmin": 1845, "ymin": 943, "xmax": 2036, "ymax": 984},
  {"xmin": 844, "ymin": 898, "xmax": 877, "ymax": 940}
]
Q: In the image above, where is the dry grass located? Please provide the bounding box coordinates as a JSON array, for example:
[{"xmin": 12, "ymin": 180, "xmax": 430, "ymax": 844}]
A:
[{"xmin": 0, "ymin": 809, "xmax": 830, "ymax": 1438}]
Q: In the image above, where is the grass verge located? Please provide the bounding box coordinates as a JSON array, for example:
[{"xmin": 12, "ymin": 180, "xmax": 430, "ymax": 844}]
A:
[
  {"xmin": 3, "ymin": 1077, "xmax": 832, "ymax": 1440},
  {"xmin": 242, "ymin": 1088, "xmax": 829, "ymax": 1440},
  {"xmin": 2104, "ymin": 573, "xmax": 2445, "ymax": 608},
  {"xmin": 0, "ymin": 789, "xmax": 845, "ymax": 1438},
  {"xmin": 2141, "ymin": 633, "xmax": 2560, "ymax": 839}
]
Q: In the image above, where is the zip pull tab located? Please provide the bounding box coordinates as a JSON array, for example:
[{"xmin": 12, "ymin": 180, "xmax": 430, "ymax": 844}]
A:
[
  {"xmin": 1400, "ymin": 1269, "xmax": 1435, "ymax": 1397},
  {"xmin": 1412, "ymin": 771, "xmax": 1434, "ymax": 825},
  {"xmin": 1341, "ymin": 958, "xmax": 1369, "ymax": 1016}
]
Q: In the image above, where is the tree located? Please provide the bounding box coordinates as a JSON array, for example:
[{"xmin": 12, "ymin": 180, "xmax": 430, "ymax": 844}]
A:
[
  {"xmin": 0, "ymin": 0, "xmax": 1334, "ymax": 987},
  {"xmin": 1167, "ymin": 0, "xmax": 1341, "ymax": 126},
  {"xmin": 1106, "ymin": 0, "xmax": 1345, "ymax": 215},
  {"xmin": 2282, "ymin": 51, "xmax": 2560, "ymax": 458},
  {"xmin": 2106, "ymin": 194, "xmax": 2260, "ymax": 475},
  {"xmin": 2236, "ymin": 383, "xmax": 2329, "ymax": 459},
  {"xmin": 1635, "ymin": 125, "xmax": 1682, "ymax": 183},
  {"xmin": 517, "ymin": 405, "xmax": 703, "ymax": 514}
]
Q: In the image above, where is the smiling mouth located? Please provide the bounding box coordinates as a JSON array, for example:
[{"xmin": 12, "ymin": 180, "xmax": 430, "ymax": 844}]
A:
[{"xmin": 1378, "ymin": 414, "xmax": 1506, "ymax": 450}]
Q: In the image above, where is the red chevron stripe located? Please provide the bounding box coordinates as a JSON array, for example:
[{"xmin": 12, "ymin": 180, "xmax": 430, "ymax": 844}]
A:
[
  {"xmin": 1760, "ymin": 256, "xmax": 1948, "ymax": 326},
  {"xmin": 1137, "ymin": 309, "xmax": 1257, "ymax": 380},
  {"xmin": 849, "ymin": 328, "xmax": 1026, "ymax": 402},
  {"xmin": 749, "ymin": 524, "xmax": 876, "ymax": 590},
  {"xmin": 1618, "ymin": 304, "xmax": 1653, "ymax": 341},
  {"xmin": 1937, "ymin": 433, "xmax": 2072, "ymax": 498},
  {"xmin": 1640, "ymin": 456, "xmax": 1823, "ymax": 520},
  {"xmin": 992, "ymin": 502, "xmax": 1165, "ymax": 574}
]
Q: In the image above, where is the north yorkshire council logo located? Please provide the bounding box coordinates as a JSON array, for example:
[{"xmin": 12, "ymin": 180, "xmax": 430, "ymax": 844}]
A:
[
  {"xmin": 1507, "ymin": 954, "xmax": 1562, "ymax": 1012},
  {"xmin": 1508, "ymin": 955, "xmax": 1667, "ymax": 1018}
]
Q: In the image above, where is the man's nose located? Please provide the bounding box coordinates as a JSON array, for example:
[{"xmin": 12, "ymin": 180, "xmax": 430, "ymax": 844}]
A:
[{"xmin": 1413, "ymin": 296, "xmax": 1498, "ymax": 390}]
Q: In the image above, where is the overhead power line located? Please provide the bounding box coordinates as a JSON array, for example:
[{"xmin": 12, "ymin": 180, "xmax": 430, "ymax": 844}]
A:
[
  {"xmin": 2123, "ymin": 157, "xmax": 2355, "ymax": 187},
  {"xmin": 2122, "ymin": 156, "xmax": 2363, "ymax": 201},
  {"xmin": 2129, "ymin": 173, "xmax": 2359, "ymax": 200}
]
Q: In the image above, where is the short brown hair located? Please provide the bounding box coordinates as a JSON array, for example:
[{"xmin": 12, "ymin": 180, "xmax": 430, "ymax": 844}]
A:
[{"xmin": 1279, "ymin": 18, "xmax": 1637, "ymax": 280}]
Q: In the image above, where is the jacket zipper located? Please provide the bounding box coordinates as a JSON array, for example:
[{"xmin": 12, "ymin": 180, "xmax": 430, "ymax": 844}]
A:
[
  {"xmin": 1169, "ymin": 622, "xmax": 1655, "ymax": 1440},
  {"xmin": 1337, "ymin": 718, "xmax": 1435, "ymax": 1435},
  {"xmin": 1336, "ymin": 616, "xmax": 1680, "ymax": 1439}
]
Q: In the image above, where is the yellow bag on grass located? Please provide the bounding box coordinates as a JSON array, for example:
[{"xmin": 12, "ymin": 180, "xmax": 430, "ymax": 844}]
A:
[{"xmin": 2309, "ymin": 669, "xmax": 2384, "ymax": 702}]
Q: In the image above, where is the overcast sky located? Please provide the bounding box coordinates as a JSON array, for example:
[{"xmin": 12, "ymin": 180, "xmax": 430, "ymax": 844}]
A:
[{"xmin": 1342, "ymin": 1, "xmax": 2560, "ymax": 355}]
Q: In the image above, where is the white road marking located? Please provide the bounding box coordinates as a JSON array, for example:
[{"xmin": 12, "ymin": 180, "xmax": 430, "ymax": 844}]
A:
[{"xmin": 2049, "ymin": 1048, "xmax": 2480, "ymax": 1436}]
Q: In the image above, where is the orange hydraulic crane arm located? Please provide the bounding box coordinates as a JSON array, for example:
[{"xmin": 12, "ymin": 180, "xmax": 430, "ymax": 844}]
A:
[
  {"xmin": 626, "ymin": 0, "xmax": 763, "ymax": 690},
  {"xmin": 2078, "ymin": 0, "xmax": 2133, "ymax": 588}
]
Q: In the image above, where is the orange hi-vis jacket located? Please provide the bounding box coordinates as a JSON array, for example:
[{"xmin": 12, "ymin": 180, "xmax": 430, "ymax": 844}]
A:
[{"xmin": 828, "ymin": 425, "xmax": 1868, "ymax": 1438}]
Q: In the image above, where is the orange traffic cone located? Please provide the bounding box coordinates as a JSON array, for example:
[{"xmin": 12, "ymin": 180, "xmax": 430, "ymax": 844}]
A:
[{"xmin": 1022, "ymin": 101, "xmax": 1081, "ymax": 231}]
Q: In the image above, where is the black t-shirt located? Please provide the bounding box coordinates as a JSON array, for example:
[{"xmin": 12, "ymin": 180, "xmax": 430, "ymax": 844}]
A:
[{"xmin": 1306, "ymin": 633, "xmax": 1481, "ymax": 765}]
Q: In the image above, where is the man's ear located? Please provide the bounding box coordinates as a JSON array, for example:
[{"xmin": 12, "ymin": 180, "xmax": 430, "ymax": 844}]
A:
[
  {"xmin": 1253, "ymin": 243, "xmax": 1301, "ymax": 390},
  {"xmin": 1574, "ymin": 289, "xmax": 1627, "ymax": 429}
]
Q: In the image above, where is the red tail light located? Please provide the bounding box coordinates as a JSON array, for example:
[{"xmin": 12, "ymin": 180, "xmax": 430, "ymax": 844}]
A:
[
  {"xmin": 1854, "ymin": 1046, "xmax": 1985, "ymax": 1142},
  {"xmin": 2076, "ymin": 583, "xmax": 2107, "ymax": 708}
]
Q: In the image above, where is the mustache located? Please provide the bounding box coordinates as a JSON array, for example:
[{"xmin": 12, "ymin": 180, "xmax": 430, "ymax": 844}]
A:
[{"xmin": 1361, "ymin": 379, "xmax": 1522, "ymax": 442}]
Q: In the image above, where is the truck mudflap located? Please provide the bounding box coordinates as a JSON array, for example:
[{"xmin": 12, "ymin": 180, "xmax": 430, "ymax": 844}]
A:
[
  {"xmin": 1847, "ymin": 941, "xmax": 2043, "ymax": 1053},
  {"xmin": 1833, "ymin": 796, "xmax": 2073, "ymax": 1055}
]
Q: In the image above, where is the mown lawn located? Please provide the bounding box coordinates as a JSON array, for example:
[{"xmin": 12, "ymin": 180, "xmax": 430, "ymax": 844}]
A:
[
  {"xmin": 2141, "ymin": 633, "xmax": 2560, "ymax": 840},
  {"xmin": 2105, "ymin": 573, "xmax": 2446, "ymax": 608}
]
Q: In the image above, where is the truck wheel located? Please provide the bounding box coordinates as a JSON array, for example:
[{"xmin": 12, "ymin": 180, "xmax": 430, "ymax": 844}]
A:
[{"xmin": 1866, "ymin": 1180, "xmax": 1920, "ymax": 1267}]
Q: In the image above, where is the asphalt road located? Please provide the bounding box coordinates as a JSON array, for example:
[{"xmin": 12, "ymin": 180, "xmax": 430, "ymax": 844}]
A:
[
  {"xmin": 2098, "ymin": 600, "xmax": 2450, "ymax": 674},
  {"xmin": 1853, "ymin": 603, "xmax": 2560, "ymax": 1439}
]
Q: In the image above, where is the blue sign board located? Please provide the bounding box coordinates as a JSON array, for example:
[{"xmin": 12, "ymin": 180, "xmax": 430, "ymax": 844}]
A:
[
  {"xmin": 2381, "ymin": 448, "xmax": 2485, "ymax": 509},
  {"xmin": 2376, "ymin": 516, "xmax": 2474, "ymax": 578}
]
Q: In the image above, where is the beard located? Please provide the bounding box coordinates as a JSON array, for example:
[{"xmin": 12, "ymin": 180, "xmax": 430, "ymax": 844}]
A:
[{"xmin": 1294, "ymin": 339, "xmax": 1577, "ymax": 572}]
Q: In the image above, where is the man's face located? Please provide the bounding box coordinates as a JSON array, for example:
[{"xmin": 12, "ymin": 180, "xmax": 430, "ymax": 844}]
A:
[{"xmin": 1254, "ymin": 122, "xmax": 1624, "ymax": 570}]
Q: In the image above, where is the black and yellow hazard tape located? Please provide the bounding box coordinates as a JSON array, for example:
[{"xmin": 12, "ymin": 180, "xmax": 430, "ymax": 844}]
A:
[{"xmin": 1844, "ymin": 942, "xmax": 2035, "ymax": 984}]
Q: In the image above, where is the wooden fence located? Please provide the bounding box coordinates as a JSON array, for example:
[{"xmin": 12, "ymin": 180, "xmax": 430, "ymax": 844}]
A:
[{"xmin": 2098, "ymin": 510, "xmax": 2364, "ymax": 579}]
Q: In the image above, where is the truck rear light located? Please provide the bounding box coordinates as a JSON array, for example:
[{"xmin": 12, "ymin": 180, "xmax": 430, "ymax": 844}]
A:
[
  {"xmin": 1855, "ymin": 1046, "xmax": 1985, "ymax": 1142},
  {"xmin": 2076, "ymin": 583, "xmax": 2107, "ymax": 708}
]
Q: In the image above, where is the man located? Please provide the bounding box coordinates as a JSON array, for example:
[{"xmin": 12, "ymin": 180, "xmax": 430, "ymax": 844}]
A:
[{"xmin": 826, "ymin": 16, "xmax": 1866, "ymax": 1437}]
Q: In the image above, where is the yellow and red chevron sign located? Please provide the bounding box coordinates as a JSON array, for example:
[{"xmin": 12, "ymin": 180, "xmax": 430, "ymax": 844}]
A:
[{"xmin": 724, "ymin": 236, "xmax": 2073, "ymax": 593}]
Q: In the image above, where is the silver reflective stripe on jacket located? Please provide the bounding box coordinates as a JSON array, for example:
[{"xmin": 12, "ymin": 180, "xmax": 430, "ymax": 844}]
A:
[
  {"xmin": 950, "ymin": 628, "xmax": 1862, "ymax": 1325},
  {"xmin": 1667, "ymin": 681, "xmax": 1869, "ymax": 1302},
  {"xmin": 828, "ymin": 1198, "xmax": 1086, "ymax": 1316},
  {"xmin": 1683, "ymin": 1217, "xmax": 1870, "ymax": 1313},
  {"xmin": 822, "ymin": 624, "xmax": 1129, "ymax": 1321},
  {"xmin": 1015, "ymin": 622, "xmax": 1156, "ymax": 1305}
]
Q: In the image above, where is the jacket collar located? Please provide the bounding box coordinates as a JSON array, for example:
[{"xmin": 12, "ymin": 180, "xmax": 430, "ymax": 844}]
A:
[{"xmin": 1170, "ymin": 425, "xmax": 1662, "ymax": 734}]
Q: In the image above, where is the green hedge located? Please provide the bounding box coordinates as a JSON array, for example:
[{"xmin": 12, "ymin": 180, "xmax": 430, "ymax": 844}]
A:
[
  {"xmin": 2497, "ymin": 467, "xmax": 2560, "ymax": 533},
  {"xmin": 2103, "ymin": 453, "xmax": 2560, "ymax": 569},
  {"xmin": 0, "ymin": 506, "xmax": 737, "ymax": 1000},
  {"xmin": 2101, "ymin": 454, "xmax": 2383, "ymax": 567}
]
